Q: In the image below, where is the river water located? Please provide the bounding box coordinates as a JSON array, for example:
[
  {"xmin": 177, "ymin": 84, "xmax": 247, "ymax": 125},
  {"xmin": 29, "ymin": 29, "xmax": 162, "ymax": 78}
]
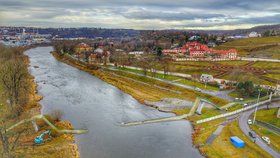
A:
[{"xmin": 26, "ymin": 47, "xmax": 202, "ymax": 158}]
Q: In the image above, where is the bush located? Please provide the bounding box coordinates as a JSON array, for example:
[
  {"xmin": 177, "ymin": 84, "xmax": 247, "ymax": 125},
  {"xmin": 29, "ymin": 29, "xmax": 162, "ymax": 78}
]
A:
[{"xmin": 49, "ymin": 110, "xmax": 63, "ymax": 122}]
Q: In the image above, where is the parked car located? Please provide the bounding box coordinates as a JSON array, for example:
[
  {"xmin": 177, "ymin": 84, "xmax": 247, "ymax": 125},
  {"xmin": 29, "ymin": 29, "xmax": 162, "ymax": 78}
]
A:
[
  {"xmin": 262, "ymin": 136, "xmax": 270, "ymax": 144},
  {"xmin": 195, "ymin": 87, "xmax": 202, "ymax": 92},
  {"xmin": 249, "ymin": 131, "xmax": 256, "ymax": 139},
  {"xmin": 243, "ymin": 103, "xmax": 248, "ymax": 107},
  {"xmin": 239, "ymin": 98, "xmax": 244, "ymax": 101},
  {"xmin": 247, "ymin": 119, "xmax": 253, "ymax": 125}
]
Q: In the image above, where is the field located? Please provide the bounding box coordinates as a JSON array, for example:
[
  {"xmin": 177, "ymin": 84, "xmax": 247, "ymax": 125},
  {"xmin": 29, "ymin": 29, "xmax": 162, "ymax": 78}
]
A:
[
  {"xmin": 118, "ymin": 67, "xmax": 220, "ymax": 91},
  {"xmin": 202, "ymin": 121, "xmax": 272, "ymax": 158},
  {"xmin": 250, "ymin": 108, "xmax": 280, "ymax": 152},
  {"xmin": 216, "ymin": 36, "xmax": 280, "ymax": 59},
  {"xmin": 171, "ymin": 60, "xmax": 280, "ymax": 86}
]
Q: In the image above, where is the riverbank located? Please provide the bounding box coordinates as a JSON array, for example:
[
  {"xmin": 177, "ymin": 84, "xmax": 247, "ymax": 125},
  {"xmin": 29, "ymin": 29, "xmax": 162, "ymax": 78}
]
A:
[
  {"xmin": 0, "ymin": 47, "xmax": 80, "ymax": 157},
  {"xmin": 52, "ymin": 51, "xmax": 229, "ymax": 157},
  {"xmin": 51, "ymin": 51, "xmax": 279, "ymax": 158},
  {"xmin": 25, "ymin": 50, "xmax": 80, "ymax": 157}
]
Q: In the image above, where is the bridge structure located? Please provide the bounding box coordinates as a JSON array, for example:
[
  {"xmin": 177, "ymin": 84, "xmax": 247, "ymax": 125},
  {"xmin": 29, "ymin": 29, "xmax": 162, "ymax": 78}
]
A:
[
  {"xmin": 196, "ymin": 93, "xmax": 273, "ymax": 124},
  {"xmin": 122, "ymin": 93, "xmax": 277, "ymax": 126},
  {"xmin": 122, "ymin": 97, "xmax": 222, "ymax": 126}
]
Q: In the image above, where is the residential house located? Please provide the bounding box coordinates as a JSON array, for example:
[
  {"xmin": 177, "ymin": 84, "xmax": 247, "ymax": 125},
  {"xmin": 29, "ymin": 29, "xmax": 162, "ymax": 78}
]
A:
[
  {"xmin": 128, "ymin": 51, "xmax": 144, "ymax": 55},
  {"xmin": 200, "ymin": 74, "xmax": 214, "ymax": 83},
  {"xmin": 248, "ymin": 32, "xmax": 261, "ymax": 38},
  {"xmin": 74, "ymin": 43, "xmax": 93, "ymax": 60}
]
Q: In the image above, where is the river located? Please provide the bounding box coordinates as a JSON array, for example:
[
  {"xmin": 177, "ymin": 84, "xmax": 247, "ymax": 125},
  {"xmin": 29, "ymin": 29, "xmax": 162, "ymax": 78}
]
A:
[{"xmin": 26, "ymin": 47, "xmax": 202, "ymax": 158}]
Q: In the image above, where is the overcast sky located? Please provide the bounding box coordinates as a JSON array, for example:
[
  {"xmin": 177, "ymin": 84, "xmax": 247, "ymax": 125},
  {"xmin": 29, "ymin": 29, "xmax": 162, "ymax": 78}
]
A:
[{"xmin": 0, "ymin": 0, "xmax": 279, "ymax": 30}]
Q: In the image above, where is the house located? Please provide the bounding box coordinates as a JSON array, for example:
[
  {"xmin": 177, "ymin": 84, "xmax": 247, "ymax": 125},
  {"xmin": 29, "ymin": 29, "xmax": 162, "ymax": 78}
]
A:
[
  {"xmin": 200, "ymin": 74, "xmax": 214, "ymax": 83},
  {"xmin": 212, "ymin": 49, "xmax": 238, "ymax": 60},
  {"xmin": 184, "ymin": 42, "xmax": 211, "ymax": 58},
  {"xmin": 94, "ymin": 47, "xmax": 104, "ymax": 54},
  {"xmin": 248, "ymin": 32, "xmax": 261, "ymax": 38},
  {"xmin": 128, "ymin": 51, "xmax": 144, "ymax": 55},
  {"xmin": 163, "ymin": 41, "xmax": 238, "ymax": 60},
  {"xmin": 75, "ymin": 43, "xmax": 92, "ymax": 54},
  {"xmin": 92, "ymin": 47, "xmax": 111, "ymax": 64},
  {"xmin": 207, "ymin": 42, "xmax": 217, "ymax": 47},
  {"xmin": 88, "ymin": 53, "xmax": 97, "ymax": 64},
  {"xmin": 74, "ymin": 43, "xmax": 93, "ymax": 60}
]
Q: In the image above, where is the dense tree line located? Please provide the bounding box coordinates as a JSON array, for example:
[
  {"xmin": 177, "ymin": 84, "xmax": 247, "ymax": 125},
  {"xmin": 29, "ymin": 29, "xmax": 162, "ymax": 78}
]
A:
[{"xmin": 236, "ymin": 81, "xmax": 270, "ymax": 98}]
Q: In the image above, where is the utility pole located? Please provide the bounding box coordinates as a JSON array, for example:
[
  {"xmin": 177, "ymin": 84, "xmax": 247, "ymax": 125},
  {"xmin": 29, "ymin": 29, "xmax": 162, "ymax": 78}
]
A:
[{"xmin": 253, "ymin": 89, "xmax": 261, "ymax": 124}]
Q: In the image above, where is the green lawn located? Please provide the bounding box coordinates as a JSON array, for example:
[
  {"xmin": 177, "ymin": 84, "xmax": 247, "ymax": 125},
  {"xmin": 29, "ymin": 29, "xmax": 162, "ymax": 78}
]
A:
[
  {"xmin": 250, "ymin": 108, "xmax": 280, "ymax": 152},
  {"xmin": 255, "ymin": 108, "xmax": 280, "ymax": 127}
]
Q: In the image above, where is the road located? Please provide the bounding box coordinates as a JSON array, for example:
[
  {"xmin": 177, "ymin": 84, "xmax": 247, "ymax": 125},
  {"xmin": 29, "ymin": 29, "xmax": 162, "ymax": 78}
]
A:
[
  {"xmin": 238, "ymin": 102, "xmax": 280, "ymax": 158},
  {"xmin": 106, "ymin": 66, "xmax": 234, "ymax": 101}
]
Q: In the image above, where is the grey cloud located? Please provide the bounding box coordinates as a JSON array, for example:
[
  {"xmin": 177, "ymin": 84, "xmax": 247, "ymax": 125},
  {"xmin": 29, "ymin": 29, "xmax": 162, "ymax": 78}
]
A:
[
  {"xmin": 122, "ymin": 9, "xmax": 226, "ymax": 21},
  {"xmin": 0, "ymin": 0, "xmax": 279, "ymax": 29}
]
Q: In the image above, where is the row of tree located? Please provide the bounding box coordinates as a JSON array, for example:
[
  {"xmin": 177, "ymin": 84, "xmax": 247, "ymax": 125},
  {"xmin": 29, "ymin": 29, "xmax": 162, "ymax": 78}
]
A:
[{"xmin": 0, "ymin": 45, "xmax": 31, "ymax": 157}]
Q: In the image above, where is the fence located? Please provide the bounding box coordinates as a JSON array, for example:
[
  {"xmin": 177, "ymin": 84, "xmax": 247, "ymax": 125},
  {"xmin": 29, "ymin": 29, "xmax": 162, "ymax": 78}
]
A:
[{"xmin": 196, "ymin": 98, "xmax": 272, "ymax": 124}]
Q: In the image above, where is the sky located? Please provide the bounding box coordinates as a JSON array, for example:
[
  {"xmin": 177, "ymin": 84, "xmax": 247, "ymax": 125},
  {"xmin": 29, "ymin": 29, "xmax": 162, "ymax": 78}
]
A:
[{"xmin": 0, "ymin": 0, "xmax": 279, "ymax": 30}]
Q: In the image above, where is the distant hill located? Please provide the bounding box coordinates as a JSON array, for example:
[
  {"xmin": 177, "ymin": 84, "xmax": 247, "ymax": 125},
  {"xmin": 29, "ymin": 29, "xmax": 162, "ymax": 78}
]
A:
[
  {"xmin": 216, "ymin": 36, "xmax": 280, "ymax": 59},
  {"xmin": 179, "ymin": 24, "xmax": 280, "ymax": 36},
  {"xmin": 1, "ymin": 24, "xmax": 279, "ymax": 38},
  {"xmin": 0, "ymin": 27, "xmax": 140, "ymax": 39},
  {"xmin": 218, "ymin": 24, "xmax": 280, "ymax": 36}
]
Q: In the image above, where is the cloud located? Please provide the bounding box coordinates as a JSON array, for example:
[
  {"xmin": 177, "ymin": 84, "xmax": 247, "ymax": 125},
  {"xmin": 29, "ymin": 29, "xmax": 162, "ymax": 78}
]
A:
[
  {"xmin": 0, "ymin": 0, "xmax": 279, "ymax": 29},
  {"xmin": 121, "ymin": 9, "xmax": 226, "ymax": 21}
]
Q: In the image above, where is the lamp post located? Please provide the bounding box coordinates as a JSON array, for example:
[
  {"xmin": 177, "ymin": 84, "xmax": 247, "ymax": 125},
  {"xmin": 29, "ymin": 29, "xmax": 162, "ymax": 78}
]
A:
[{"xmin": 253, "ymin": 89, "xmax": 261, "ymax": 124}]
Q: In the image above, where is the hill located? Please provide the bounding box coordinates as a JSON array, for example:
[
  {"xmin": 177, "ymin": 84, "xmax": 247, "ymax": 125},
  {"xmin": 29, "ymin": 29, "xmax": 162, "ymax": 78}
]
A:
[{"xmin": 216, "ymin": 36, "xmax": 280, "ymax": 59}]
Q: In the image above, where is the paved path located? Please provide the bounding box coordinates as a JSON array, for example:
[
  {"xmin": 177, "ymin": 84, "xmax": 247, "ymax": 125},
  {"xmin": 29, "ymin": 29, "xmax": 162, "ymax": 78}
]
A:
[
  {"xmin": 206, "ymin": 125, "xmax": 224, "ymax": 144},
  {"xmin": 238, "ymin": 102, "xmax": 280, "ymax": 158},
  {"xmin": 106, "ymin": 66, "xmax": 234, "ymax": 101},
  {"xmin": 241, "ymin": 57, "xmax": 280, "ymax": 63}
]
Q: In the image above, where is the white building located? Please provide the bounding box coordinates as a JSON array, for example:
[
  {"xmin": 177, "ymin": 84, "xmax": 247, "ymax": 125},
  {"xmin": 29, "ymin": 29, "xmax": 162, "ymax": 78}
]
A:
[
  {"xmin": 128, "ymin": 51, "xmax": 144, "ymax": 55},
  {"xmin": 200, "ymin": 74, "xmax": 214, "ymax": 83},
  {"xmin": 248, "ymin": 32, "xmax": 261, "ymax": 38}
]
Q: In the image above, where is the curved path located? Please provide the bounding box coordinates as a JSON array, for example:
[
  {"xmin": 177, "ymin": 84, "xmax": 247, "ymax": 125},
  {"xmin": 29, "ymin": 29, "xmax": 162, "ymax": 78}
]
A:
[{"xmin": 238, "ymin": 102, "xmax": 280, "ymax": 158}]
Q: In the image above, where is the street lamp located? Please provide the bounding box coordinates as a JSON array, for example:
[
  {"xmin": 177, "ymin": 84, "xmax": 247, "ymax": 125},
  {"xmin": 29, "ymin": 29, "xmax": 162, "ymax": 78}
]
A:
[{"xmin": 253, "ymin": 89, "xmax": 261, "ymax": 124}]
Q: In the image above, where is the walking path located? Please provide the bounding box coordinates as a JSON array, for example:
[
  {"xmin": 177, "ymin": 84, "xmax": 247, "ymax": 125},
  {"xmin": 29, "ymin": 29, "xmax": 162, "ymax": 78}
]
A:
[
  {"xmin": 206, "ymin": 125, "xmax": 224, "ymax": 144},
  {"xmin": 106, "ymin": 66, "xmax": 234, "ymax": 101}
]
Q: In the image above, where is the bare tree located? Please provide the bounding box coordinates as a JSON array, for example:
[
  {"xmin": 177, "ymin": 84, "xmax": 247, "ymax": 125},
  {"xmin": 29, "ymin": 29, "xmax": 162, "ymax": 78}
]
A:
[
  {"xmin": 0, "ymin": 59, "xmax": 30, "ymax": 114},
  {"xmin": 161, "ymin": 56, "xmax": 172, "ymax": 78}
]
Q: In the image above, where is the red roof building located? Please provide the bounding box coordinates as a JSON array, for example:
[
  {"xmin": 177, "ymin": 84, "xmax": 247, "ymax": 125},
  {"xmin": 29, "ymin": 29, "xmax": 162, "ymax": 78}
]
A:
[{"xmin": 163, "ymin": 41, "xmax": 237, "ymax": 59}]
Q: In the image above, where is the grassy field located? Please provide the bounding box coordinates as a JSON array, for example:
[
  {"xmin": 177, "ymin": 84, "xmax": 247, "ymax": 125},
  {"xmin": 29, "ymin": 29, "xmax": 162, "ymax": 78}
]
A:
[
  {"xmin": 216, "ymin": 36, "xmax": 280, "ymax": 59},
  {"xmin": 251, "ymin": 125, "xmax": 280, "ymax": 152},
  {"xmin": 250, "ymin": 108, "xmax": 280, "ymax": 152},
  {"xmin": 216, "ymin": 60, "xmax": 250, "ymax": 66},
  {"xmin": 202, "ymin": 121, "xmax": 272, "ymax": 158},
  {"xmin": 251, "ymin": 61, "xmax": 280, "ymax": 69},
  {"xmin": 223, "ymin": 71, "xmax": 273, "ymax": 86},
  {"xmin": 255, "ymin": 108, "xmax": 280, "ymax": 127},
  {"xmin": 172, "ymin": 60, "xmax": 279, "ymax": 86},
  {"xmin": 118, "ymin": 67, "xmax": 220, "ymax": 91}
]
